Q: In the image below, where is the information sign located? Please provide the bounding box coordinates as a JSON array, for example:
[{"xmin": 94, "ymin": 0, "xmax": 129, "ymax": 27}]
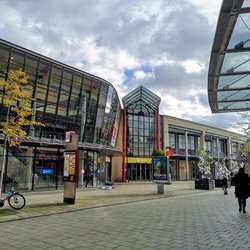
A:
[
  {"xmin": 39, "ymin": 169, "xmax": 54, "ymax": 175},
  {"xmin": 63, "ymin": 150, "xmax": 79, "ymax": 182}
]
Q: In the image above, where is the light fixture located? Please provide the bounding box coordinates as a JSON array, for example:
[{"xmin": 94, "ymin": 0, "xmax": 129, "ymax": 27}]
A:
[
  {"xmin": 234, "ymin": 38, "xmax": 250, "ymax": 49},
  {"xmin": 226, "ymin": 59, "xmax": 250, "ymax": 73},
  {"xmin": 234, "ymin": 41, "xmax": 244, "ymax": 49},
  {"xmin": 226, "ymin": 67, "xmax": 234, "ymax": 73}
]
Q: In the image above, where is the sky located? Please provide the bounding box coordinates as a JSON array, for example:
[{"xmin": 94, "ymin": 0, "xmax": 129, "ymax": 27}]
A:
[{"xmin": 0, "ymin": 0, "xmax": 248, "ymax": 135}]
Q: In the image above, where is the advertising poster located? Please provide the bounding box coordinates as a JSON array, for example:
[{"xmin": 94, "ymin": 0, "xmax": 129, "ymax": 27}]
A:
[
  {"xmin": 63, "ymin": 151, "xmax": 79, "ymax": 182},
  {"xmin": 152, "ymin": 156, "xmax": 168, "ymax": 183}
]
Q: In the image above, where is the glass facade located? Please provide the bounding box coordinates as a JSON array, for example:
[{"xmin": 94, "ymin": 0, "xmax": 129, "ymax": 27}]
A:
[
  {"xmin": 0, "ymin": 39, "xmax": 121, "ymax": 191},
  {"xmin": 0, "ymin": 40, "xmax": 121, "ymax": 146},
  {"xmin": 208, "ymin": 0, "xmax": 250, "ymax": 112},
  {"xmin": 122, "ymin": 86, "xmax": 161, "ymax": 182},
  {"xmin": 123, "ymin": 86, "xmax": 161, "ymax": 158},
  {"xmin": 126, "ymin": 101, "xmax": 156, "ymax": 157}
]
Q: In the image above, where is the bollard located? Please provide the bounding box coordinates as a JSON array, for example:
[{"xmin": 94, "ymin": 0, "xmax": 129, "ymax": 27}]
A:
[{"xmin": 157, "ymin": 183, "xmax": 164, "ymax": 194}]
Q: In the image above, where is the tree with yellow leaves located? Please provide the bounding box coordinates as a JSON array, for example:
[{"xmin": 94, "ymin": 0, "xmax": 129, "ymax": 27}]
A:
[
  {"xmin": 0, "ymin": 69, "xmax": 44, "ymax": 193},
  {"xmin": 0, "ymin": 69, "xmax": 44, "ymax": 146}
]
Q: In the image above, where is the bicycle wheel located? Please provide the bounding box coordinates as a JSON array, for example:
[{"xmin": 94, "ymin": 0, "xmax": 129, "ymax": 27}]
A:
[{"xmin": 8, "ymin": 193, "xmax": 26, "ymax": 210}]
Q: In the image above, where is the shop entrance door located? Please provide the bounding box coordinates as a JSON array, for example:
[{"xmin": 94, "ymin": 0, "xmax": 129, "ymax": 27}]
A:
[{"xmin": 128, "ymin": 164, "xmax": 151, "ymax": 181}]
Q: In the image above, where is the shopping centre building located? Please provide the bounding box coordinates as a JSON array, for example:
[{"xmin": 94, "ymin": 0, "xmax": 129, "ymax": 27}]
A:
[{"xmin": 0, "ymin": 38, "xmax": 248, "ymax": 192}]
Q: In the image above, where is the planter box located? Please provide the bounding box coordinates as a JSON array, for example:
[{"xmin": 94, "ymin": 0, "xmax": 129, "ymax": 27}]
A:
[
  {"xmin": 195, "ymin": 179, "xmax": 214, "ymax": 190},
  {"xmin": 215, "ymin": 179, "xmax": 231, "ymax": 188}
]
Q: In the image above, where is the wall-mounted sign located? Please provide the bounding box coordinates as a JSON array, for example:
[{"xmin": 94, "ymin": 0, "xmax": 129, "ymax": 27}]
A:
[
  {"xmin": 63, "ymin": 150, "xmax": 79, "ymax": 182},
  {"xmin": 165, "ymin": 147, "xmax": 173, "ymax": 157},
  {"xmin": 152, "ymin": 156, "xmax": 168, "ymax": 183},
  {"xmin": 127, "ymin": 157, "xmax": 152, "ymax": 164},
  {"xmin": 65, "ymin": 131, "xmax": 76, "ymax": 143},
  {"xmin": 39, "ymin": 169, "xmax": 54, "ymax": 175}
]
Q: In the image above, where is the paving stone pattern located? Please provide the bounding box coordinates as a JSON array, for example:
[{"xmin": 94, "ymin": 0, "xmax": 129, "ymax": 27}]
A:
[{"xmin": 0, "ymin": 186, "xmax": 250, "ymax": 250}]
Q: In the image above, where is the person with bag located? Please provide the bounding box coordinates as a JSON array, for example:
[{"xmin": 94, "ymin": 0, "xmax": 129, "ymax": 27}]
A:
[{"xmin": 234, "ymin": 168, "xmax": 250, "ymax": 214}]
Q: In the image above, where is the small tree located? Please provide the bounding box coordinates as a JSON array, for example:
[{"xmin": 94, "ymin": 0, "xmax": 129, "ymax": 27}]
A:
[
  {"xmin": 231, "ymin": 160, "xmax": 239, "ymax": 176},
  {"xmin": 197, "ymin": 149, "xmax": 213, "ymax": 180},
  {"xmin": 152, "ymin": 149, "xmax": 165, "ymax": 156},
  {"xmin": 215, "ymin": 158, "xmax": 229, "ymax": 179},
  {"xmin": 0, "ymin": 69, "xmax": 44, "ymax": 193}
]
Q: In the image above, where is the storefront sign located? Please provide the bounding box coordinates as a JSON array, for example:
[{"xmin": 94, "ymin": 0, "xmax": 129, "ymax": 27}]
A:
[
  {"xmin": 39, "ymin": 169, "xmax": 54, "ymax": 175},
  {"xmin": 152, "ymin": 156, "xmax": 168, "ymax": 183},
  {"xmin": 63, "ymin": 150, "xmax": 79, "ymax": 182},
  {"xmin": 127, "ymin": 157, "xmax": 152, "ymax": 164}
]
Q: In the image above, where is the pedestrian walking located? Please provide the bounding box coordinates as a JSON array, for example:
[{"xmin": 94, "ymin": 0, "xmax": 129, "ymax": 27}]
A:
[
  {"xmin": 222, "ymin": 176, "xmax": 228, "ymax": 195},
  {"xmin": 85, "ymin": 171, "xmax": 90, "ymax": 188},
  {"xmin": 234, "ymin": 168, "xmax": 250, "ymax": 214},
  {"xmin": 126, "ymin": 167, "xmax": 131, "ymax": 182}
]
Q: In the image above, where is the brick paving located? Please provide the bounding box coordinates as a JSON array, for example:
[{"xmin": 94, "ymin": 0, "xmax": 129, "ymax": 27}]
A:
[
  {"xmin": 0, "ymin": 181, "xmax": 205, "ymax": 222},
  {"xmin": 0, "ymin": 182, "xmax": 249, "ymax": 249}
]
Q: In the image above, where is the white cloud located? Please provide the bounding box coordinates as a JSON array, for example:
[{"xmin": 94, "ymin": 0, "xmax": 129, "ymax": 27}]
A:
[
  {"xmin": 0, "ymin": 0, "xmax": 244, "ymax": 134},
  {"xmin": 134, "ymin": 70, "xmax": 154, "ymax": 80},
  {"xmin": 160, "ymin": 94, "xmax": 210, "ymax": 119},
  {"xmin": 186, "ymin": 0, "xmax": 222, "ymax": 25},
  {"xmin": 182, "ymin": 60, "xmax": 205, "ymax": 73}
]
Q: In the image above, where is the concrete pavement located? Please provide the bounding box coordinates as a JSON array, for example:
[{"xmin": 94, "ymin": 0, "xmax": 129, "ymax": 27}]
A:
[
  {"xmin": 0, "ymin": 181, "xmax": 249, "ymax": 250},
  {"xmin": 0, "ymin": 181, "xmax": 219, "ymax": 222}
]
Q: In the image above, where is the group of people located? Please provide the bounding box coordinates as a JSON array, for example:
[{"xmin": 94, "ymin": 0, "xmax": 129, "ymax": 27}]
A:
[{"xmin": 222, "ymin": 168, "xmax": 250, "ymax": 214}]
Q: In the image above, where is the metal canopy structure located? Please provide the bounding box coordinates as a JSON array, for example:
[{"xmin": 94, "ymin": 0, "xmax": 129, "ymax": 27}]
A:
[
  {"xmin": 122, "ymin": 85, "xmax": 161, "ymax": 109},
  {"xmin": 208, "ymin": 0, "xmax": 250, "ymax": 113}
]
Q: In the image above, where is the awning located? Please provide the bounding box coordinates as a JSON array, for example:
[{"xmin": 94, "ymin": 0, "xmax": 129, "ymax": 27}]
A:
[{"xmin": 208, "ymin": 0, "xmax": 250, "ymax": 113}]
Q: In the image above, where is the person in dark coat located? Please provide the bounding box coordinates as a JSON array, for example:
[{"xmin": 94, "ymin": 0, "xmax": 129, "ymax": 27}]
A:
[{"xmin": 234, "ymin": 168, "xmax": 250, "ymax": 213}]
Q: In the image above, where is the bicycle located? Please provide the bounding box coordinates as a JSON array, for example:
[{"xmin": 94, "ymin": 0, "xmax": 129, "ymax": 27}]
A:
[{"xmin": 0, "ymin": 180, "xmax": 26, "ymax": 210}]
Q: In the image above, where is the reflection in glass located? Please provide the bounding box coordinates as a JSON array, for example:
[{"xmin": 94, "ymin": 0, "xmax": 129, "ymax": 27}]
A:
[{"xmin": 0, "ymin": 40, "xmax": 121, "ymax": 147}]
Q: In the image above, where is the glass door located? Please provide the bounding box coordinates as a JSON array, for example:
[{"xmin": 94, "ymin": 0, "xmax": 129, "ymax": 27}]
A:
[
  {"xmin": 179, "ymin": 160, "xmax": 187, "ymax": 180},
  {"xmin": 131, "ymin": 164, "xmax": 137, "ymax": 180}
]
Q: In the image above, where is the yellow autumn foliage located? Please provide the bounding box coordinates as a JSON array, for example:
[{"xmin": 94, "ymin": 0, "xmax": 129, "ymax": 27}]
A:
[{"xmin": 0, "ymin": 69, "xmax": 45, "ymax": 146}]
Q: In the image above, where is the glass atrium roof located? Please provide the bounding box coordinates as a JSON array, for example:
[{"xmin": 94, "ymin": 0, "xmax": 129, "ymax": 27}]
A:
[
  {"xmin": 122, "ymin": 86, "xmax": 161, "ymax": 110},
  {"xmin": 208, "ymin": 0, "xmax": 250, "ymax": 113}
]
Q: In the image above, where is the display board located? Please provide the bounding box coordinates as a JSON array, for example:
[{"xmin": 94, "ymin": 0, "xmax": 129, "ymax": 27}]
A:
[
  {"xmin": 63, "ymin": 150, "xmax": 79, "ymax": 182},
  {"xmin": 152, "ymin": 156, "xmax": 168, "ymax": 183}
]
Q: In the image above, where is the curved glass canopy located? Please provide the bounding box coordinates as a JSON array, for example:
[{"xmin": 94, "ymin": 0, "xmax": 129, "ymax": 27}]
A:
[{"xmin": 208, "ymin": 0, "xmax": 250, "ymax": 113}]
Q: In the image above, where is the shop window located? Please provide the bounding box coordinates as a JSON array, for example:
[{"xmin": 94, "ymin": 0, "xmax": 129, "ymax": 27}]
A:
[
  {"xmin": 10, "ymin": 49, "xmax": 24, "ymax": 68},
  {"xmin": 169, "ymin": 133, "xmax": 176, "ymax": 149},
  {"xmin": 178, "ymin": 134, "xmax": 186, "ymax": 149},
  {"xmin": 0, "ymin": 45, "xmax": 10, "ymax": 62},
  {"xmin": 188, "ymin": 136, "xmax": 195, "ymax": 150},
  {"xmin": 25, "ymin": 55, "xmax": 38, "ymax": 72}
]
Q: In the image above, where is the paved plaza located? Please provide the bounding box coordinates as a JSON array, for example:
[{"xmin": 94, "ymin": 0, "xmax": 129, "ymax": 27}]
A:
[{"xmin": 0, "ymin": 182, "xmax": 250, "ymax": 249}]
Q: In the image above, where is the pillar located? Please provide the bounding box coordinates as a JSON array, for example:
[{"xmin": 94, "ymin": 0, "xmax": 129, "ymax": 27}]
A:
[
  {"xmin": 156, "ymin": 108, "xmax": 160, "ymax": 150},
  {"xmin": 25, "ymin": 146, "xmax": 33, "ymax": 191},
  {"xmin": 122, "ymin": 108, "xmax": 127, "ymax": 182}
]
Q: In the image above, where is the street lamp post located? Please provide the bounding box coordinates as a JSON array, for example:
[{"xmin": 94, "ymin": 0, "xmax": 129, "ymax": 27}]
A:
[
  {"xmin": 166, "ymin": 147, "xmax": 172, "ymax": 184},
  {"xmin": 0, "ymin": 105, "xmax": 12, "ymax": 194}
]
